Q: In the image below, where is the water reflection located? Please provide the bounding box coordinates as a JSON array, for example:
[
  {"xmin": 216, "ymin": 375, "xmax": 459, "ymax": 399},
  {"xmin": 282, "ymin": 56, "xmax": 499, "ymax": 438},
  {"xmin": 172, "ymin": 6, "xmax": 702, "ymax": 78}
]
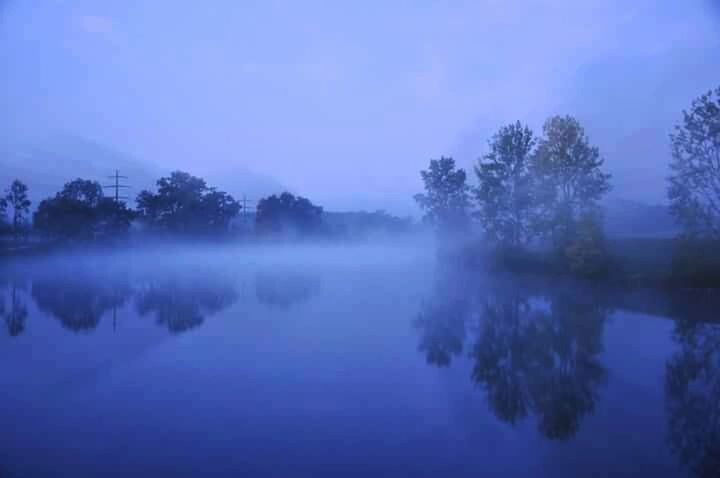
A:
[
  {"xmin": 0, "ymin": 257, "xmax": 327, "ymax": 338},
  {"xmin": 32, "ymin": 265, "xmax": 133, "ymax": 332},
  {"xmin": 2, "ymin": 252, "xmax": 719, "ymax": 476},
  {"xmin": 135, "ymin": 268, "xmax": 239, "ymax": 333},
  {"xmin": 1, "ymin": 279, "xmax": 29, "ymax": 337},
  {"xmin": 0, "ymin": 260, "xmax": 249, "ymax": 336},
  {"xmin": 416, "ymin": 272, "xmax": 609, "ymax": 440},
  {"xmin": 666, "ymin": 317, "xmax": 720, "ymax": 478},
  {"xmin": 255, "ymin": 270, "xmax": 321, "ymax": 308},
  {"xmin": 414, "ymin": 295, "xmax": 468, "ymax": 367},
  {"xmin": 416, "ymin": 266, "xmax": 720, "ymax": 475}
]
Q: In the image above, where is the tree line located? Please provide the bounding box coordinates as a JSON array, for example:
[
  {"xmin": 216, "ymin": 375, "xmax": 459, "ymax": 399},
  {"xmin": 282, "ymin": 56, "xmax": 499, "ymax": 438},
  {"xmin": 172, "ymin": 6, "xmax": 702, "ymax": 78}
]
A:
[
  {"xmin": 0, "ymin": 171, "xmax": 243, "ymax": 241},
  {"xmin": 415, "ymin": 85, "xmax": 720, "ymax": 278},
  {"xmin": 3, "ymin": 84, "xmax": 717, "ymax": 256},
  {"xmin": 1, "ymin": 170, "xmax": 408, "ymax": 244}
]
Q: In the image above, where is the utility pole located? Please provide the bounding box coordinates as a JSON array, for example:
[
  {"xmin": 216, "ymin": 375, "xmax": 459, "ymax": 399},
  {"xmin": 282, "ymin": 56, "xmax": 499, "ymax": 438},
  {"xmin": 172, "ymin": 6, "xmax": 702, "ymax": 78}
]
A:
[
  {"xmin": 103, "ymin": 170, "xmax": 130, "ymax": 203},
  {"xmin": 242, "ymin": 194, "xmax": 256, "ymax": 225}
]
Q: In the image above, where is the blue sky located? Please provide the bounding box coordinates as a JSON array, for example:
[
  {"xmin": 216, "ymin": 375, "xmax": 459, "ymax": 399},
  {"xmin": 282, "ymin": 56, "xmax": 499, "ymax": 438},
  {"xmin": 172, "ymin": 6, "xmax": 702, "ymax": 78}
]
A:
[{"xmin": 1, "ymin": 0, "xmax": 719, "ymax": 212}]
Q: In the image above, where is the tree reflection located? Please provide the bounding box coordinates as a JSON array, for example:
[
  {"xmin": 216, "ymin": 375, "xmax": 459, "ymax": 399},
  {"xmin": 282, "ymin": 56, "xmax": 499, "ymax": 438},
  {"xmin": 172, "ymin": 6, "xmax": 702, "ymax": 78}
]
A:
[
  {"xmin": 28, "ymin": 260, "xmax": 239, "ymax": 335},
  {"xmin": 255, "ymin": 270, "xmax": 321, "ymax": 308},
  {"xmin": 136, "ymin": 269, "xmax": 238, "ymax": 333},
  {"xmin": 0, "ymin": 275, "xmax": 29, "ymax": 337},
  {"xmin": 471, "ymin": 291, "xmax": 541, "ymax": 425},
  {"xmin": 666, "ymin": 318, "xmax": 720, "ymax": 478},
  {"xmin": 4, "ymin": 283, "xmax": 28, "ymax": 337},
  {"xmin": 414, "ymin": 296, "xmax": 469, "ymax": 367},
  {"xmin": 414, "ymin": 264, "xmax": 476, "ymax": 367},
  {"xmin": 531, "ymin": 289, "xmax": 608, "ymax": 440},
  {"xmin": 31, "ymin": 267, "xmax": 132, "ymax": 332},
  {"xmin": 415, "ymin": 275, "xmax": 609, "ymax": 440}
]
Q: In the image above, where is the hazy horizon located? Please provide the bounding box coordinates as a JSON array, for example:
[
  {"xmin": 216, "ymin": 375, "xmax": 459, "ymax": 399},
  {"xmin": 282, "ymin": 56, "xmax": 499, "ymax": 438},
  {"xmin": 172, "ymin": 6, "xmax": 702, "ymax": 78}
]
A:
[
  {"xmin": 2, "ymin": 4, "xmax": 720, "ymax": 474},
  {"xmin": 2, "ymin": 1, "xmax": 719, "ymax": 214}
]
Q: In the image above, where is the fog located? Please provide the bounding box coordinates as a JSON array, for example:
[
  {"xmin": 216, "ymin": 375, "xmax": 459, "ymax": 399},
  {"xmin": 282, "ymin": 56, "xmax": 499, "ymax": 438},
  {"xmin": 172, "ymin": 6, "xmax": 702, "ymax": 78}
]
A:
[
  {"xmin": 2, "ymin": 2, "xmax": 720, "ymax": 476},
  {"xmin": 2, "ymin": 241, "xmax": 719, "ymax": 476},
  {"xmin": 2, "ymin": 1, "xmax": 719, "ymax": 213}
]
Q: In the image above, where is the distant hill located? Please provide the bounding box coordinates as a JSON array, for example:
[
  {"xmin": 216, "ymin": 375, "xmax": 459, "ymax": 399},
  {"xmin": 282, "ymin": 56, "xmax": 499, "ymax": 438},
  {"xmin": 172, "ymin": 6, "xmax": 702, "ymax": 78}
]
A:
[
  {"xmin": 1, "ymin": 136, "xmax": 161, "ymax": 207},
  {"xmin": 0, "ymin": 135, "xmax": 284, "ymax": 208}
]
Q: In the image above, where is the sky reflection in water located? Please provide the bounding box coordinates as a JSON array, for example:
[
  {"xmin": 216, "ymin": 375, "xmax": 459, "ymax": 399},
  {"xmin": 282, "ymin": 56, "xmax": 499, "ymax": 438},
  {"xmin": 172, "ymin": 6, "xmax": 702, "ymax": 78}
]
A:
[{"xmin": 0, "ymin": 245, "xmax": 718, "ymax": 477}]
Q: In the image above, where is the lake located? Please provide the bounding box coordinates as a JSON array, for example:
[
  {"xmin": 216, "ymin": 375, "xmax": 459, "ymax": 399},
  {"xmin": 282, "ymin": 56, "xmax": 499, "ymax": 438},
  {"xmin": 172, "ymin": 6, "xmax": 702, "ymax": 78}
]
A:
[{"xmin": 0, "ymin": 243, "xmax": 718, "ymax": 477}]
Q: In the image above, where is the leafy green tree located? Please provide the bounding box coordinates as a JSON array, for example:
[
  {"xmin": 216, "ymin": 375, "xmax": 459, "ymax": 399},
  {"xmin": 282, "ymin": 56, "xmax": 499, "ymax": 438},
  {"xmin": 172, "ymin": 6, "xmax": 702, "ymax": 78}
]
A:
[
  {"xmin": 475, "ymin": 122, "xmax": 536, "ymax": 247},
  {"xmin": 33, "ymin": 179, "xmax": 134, "ymax": 240},
  {"xmin": 668, "ymin": 86, "xmax": 720, "ymax": 239},
  {"xmin": 255, "ymin": 192, "xmax": 324, "ymax": 236},
  {"xmin": 414, "ymin": 156, "xmax": 471, "ymax": 231},
  {"xmin": 531, "ymin": 116, "xmax": 611, "ymax": 251},
  {"xmin": 4, "ymin": 179, "xmax": 31, "ymax": 240},
  {"xmin": 136, "ymin": 171, "xmax": 240, "ymax": 235}
]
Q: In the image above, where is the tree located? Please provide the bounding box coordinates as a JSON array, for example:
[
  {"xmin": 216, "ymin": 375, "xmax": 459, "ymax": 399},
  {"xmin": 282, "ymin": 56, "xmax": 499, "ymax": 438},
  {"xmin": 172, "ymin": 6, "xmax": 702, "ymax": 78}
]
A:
[
  {"xmin": 531, "ymin": 116, "xmax": 611, "ymax": 249},
  {"xmin": 323, "ymin": 210, "xmax": 413, "ymax": 239},
  {"xmin": 33, "ymin": 179, "xmax": 133, "ymax": 240},
  {"xmin": 255, "ymin": 192, "xmax": 324, "ymax": 236},
  {"xmin": 475, "ymin": 122, "xmax": 536, "ymax": 247},
  {"xmin": 4, "ymin": 179, "xmax": 31, "ymax": 240},
  {"xmin": 668, "ymin": 86, "xmax": 720, "ymax": 239},
  {"xmin": 136, "ymin": 171, "xmax": 240, "ymax": 235},
  {"xmin": 0, "ymin": 194, "xmax": 7, "ymax": 231},
  {"xmin": 563, "ymin": 210, "xmax": 608, "ymax": 278},
  {"xmin": 414, "ymin": 156, "xmax": 471, "ymax": 231}
]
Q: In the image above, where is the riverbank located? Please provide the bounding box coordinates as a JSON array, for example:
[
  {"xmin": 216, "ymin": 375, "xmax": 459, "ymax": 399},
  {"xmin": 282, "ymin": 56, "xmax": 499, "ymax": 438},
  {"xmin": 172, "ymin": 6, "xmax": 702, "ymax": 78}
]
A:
[{"xmin": 458, "ymin": 236, "xmax": 720, "ymax": 290}]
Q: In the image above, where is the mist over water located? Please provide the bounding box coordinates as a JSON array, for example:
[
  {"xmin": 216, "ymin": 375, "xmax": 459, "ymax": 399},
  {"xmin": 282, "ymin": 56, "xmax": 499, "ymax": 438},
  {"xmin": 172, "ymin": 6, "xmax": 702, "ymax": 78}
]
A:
[
  {"xmin": 1, "ymin": 242, "xmax": 718, "ymax": 477},
  {"xmin": 2, "ymin": 0, "xmax": 719, "ymax": 475}
]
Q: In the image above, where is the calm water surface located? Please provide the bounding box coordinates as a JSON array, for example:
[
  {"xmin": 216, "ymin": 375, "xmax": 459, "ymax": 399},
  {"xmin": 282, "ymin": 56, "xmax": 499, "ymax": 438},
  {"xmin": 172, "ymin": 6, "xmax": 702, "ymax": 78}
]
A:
[{"xmin": 0, "ymin": 244, "xmax": 718, "ymax": 477}]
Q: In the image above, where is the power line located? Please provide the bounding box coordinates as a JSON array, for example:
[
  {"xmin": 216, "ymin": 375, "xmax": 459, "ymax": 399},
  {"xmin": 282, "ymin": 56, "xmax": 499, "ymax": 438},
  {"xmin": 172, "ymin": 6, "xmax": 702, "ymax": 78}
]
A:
[
  {"xmin": 241, "ymin": 194, "xmax": 256, "ymax": 222},
  {"xmin": 103, "ymin": 170, "xmax": 130, "ymax": 203}
]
